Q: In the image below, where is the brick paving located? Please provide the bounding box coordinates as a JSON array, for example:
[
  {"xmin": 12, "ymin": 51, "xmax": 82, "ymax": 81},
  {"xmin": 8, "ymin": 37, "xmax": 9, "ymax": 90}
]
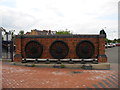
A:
[{"xmin": 2, "ymin": 63, "xmax": 119, "ymax": 88}]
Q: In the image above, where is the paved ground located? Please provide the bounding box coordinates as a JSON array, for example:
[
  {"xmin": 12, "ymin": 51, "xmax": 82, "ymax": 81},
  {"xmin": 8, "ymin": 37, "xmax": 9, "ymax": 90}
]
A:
[
  {"xmin": 1, "ymin": 47, "xmax": 119, "ymax": 88},
  {"xmin": 106, "ymin": 47, "xmax": 118, "ymax": 63},
  {"xmin": 105, "ymin": 47, "xmax": 119, "ymax": 72},
  {"xmin": 2, "ymin": 64, "xmax": 119, "ymax": 88}
]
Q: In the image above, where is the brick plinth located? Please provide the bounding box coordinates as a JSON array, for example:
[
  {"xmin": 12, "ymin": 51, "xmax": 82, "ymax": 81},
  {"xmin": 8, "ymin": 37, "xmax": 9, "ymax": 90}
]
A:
[
  {"xmin": 14, "ymin": 54, "xmax": 22, "ymax": 62},
  {"xmin": 98, "ymin": 55, "xmax": 107, "ymax": 63},
  {"xmin": 98, "ymin": 34, "xmax": 107, "ymax": 62},
  {"xmin": 14, "ymin": 34, "xmax": 107, "ymax": 63}
]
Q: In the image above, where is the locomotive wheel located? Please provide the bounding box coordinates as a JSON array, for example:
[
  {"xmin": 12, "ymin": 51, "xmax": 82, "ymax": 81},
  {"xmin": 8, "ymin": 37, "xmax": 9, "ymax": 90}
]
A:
[
  {"xmin": 25, "ymin": 40, "xmax": 43, "ymax": 58},
  {"xmin": 76, "ymin": 40, "xmax": 95, "ymax": 59},
  {"xmin": 50, "ymin": 40, "xmax": 69, "ymax": 59}
]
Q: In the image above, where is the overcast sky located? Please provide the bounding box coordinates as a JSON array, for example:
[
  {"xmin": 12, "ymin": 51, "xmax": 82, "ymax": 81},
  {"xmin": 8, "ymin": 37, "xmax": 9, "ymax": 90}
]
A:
[{"xmin": 0, "ymin": 0, "xmax": 119, "ymax": 39}]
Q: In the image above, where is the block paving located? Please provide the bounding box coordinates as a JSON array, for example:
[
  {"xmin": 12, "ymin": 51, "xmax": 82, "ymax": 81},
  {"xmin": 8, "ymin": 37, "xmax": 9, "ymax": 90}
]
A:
[{"xmin": 2, "ymin": 64, "xmax": 119, "ymax": 88}]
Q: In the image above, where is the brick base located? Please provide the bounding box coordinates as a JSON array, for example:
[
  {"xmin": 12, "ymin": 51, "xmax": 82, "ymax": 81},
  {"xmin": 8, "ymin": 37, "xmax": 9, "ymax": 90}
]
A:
[
  {"xmin": 98, "ymin": 55, "xmax": 107, "ymax": 63},
  {"xmin": 14, "ymin": 54, "xmax": 22, "ymax": 62},
  {"xmin": 14, "ymin": 35, "xmax": 107, "ymax": 63}
]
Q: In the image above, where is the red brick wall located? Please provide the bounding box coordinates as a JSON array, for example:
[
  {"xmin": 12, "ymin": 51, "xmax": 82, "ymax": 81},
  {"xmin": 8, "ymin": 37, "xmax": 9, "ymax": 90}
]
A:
[
  {"xmin": 98, "ymin": 37, "xmax": 107, "ymax": 62},
  {"xmin": 14, "ymin": 35, "xmax": 107, "ymax": 63}
]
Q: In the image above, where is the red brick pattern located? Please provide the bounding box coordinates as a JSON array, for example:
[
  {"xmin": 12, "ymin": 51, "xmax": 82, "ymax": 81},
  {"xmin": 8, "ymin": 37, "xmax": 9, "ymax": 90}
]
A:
[
  {"xmin": 14, "ymin": 56, "xmax": 22, "ymax": 62},
  {"xmin": 2, "ymin": 64, "xmax": 118, "ymax": 88},
  {"xmin": 14, "ymin": 35, "xmax": 107, "ymax": 62}
]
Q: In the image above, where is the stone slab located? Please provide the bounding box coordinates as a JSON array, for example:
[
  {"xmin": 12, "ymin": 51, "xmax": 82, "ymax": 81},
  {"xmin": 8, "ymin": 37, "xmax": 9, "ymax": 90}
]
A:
[{"xmin": 10, "ymin": 62, "xmax": 110, "ymax": 70}]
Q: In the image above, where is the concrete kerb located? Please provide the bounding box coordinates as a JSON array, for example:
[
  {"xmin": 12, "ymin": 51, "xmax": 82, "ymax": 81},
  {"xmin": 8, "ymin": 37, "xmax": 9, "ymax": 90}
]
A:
[{"xmin": 9, "ymin": 62, "xmax": 110, "ymax": 70}]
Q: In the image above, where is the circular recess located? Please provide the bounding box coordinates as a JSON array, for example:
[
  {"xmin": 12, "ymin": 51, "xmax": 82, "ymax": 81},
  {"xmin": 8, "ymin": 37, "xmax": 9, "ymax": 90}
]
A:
[
  {"xmin": 50, "ymin": 40, "xmax": 69, "ymax": 59},
  {"xmin": 25, "ymin": 40, "xmax": 43, "ymax": 58},
  {"xmin": 76, "ymin": 40, "xmax": 94, "ymax": 59}
]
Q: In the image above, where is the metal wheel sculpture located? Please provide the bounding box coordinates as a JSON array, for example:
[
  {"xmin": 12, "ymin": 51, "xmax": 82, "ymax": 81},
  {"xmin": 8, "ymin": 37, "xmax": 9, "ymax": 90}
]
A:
[
  {"xmin": 50, "ymin": 40, "xmax": 69, "ymax": 59},
  {"xmin": 76, "ymin": 40, "xmax": 94, "ymax": 59},
  {"xmin": 25, "ymin": 41, "xmax": 43, "ymax": 58}
]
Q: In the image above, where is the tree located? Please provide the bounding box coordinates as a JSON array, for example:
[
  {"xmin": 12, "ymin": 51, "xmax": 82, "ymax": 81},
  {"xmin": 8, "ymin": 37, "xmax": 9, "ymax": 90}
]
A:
[
  {"xmin": 117, "ymin": 38, "xmax": 120, "ymax": 43},
  {"xmin": 105, "ymin": 38, "xmax": 112, "ymax": 43},
  {"xmin": 56, "ymin": 29, "xmax": 72, "ymax": 35},
  {"xmin": 100, "ymin": 29, "xmax": 107, "ymax": 38},
  {"xmin": 112, "ymin": 39, "xmax": 117, "ymax": 43},
  {"xmin": 2, "ymin": 36, "xmax": 3, "ymax": 40},
  {"xmin": 18, "ymin": 30, "xmax": 24, "ymax": 35}
]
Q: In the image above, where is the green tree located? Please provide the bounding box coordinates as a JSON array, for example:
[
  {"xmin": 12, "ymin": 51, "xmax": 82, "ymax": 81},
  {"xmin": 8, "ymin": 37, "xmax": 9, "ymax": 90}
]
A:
[
  {"xmin": 18, "ymin": 30, "xmax": 24, "ymax": 35},
  {"xmin": 2, "ymin": 36, "xmax": 3, "ymax": 40},
  {"xmin": 117, "ymin": 38, "xmax": 120, "ymax": 43},
  {"xmin": 10, "ymin": 30, "xmax": 15, "ymax": 39},
  {"xmin": 112, "ymin": 39, "xmax": 117, "ymax": 43},
  {"xmin": 100, "ymin": 29, "xmax": 107, "ymax": 38},
  {"xmin": 56, "ymin": 29, "xmax": 72, "ymax": 35},
  {"xmin": 105, "ymin": 38, "xmax": 112, "ymax": 43}
]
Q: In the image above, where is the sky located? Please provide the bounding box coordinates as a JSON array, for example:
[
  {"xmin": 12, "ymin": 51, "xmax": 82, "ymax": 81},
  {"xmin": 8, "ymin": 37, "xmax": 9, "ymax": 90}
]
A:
[{"xmin": 0, "ymin": 0, "xmax": 119, "ymax": 39}]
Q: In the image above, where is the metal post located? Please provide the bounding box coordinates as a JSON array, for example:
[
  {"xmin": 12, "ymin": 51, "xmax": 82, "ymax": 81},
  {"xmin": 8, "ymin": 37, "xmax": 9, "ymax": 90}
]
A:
[
  {"xmin": 10, "ymin": 41, "xmax": 13, "ymax": 62},
  {"xmin": 0, "ymin": 29, "xmax": 2, "ymax": 60},
  {"xmin": 6, "ymin": 32, "xmax": 8, "ymax": 59},
  {"xmin": 9, "ymin": 30, "xmax": 15, "ymax": 62},
  {"xmin": 0, "ymin": 28, "xmax": 2, "ymax": 90}
]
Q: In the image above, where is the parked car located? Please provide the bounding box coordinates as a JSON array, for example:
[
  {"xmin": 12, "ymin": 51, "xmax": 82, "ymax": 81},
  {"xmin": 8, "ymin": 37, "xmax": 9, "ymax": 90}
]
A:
[
  {"xmin": 110, "ymin": 43, "xmax": 116, "ymax": 47},
  {"xmin": 107, "ymin": 44, "xmax": 113, "ymax": 48},
  {"xmin": 116, "ymin": 43, "xmax": 120, "ymax": 46},
  {"xmin": 105, "ymin": 43, "xmax": 114, "ymax": 48},
  {"xmin": 105, "ymin": 44, "xmax": 108, "ymax": 48}
]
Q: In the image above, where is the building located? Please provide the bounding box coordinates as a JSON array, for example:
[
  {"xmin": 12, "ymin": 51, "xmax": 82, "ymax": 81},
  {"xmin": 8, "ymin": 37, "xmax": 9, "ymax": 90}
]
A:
[{"xmin": 26, "ymin": 29, "xmax": 56, "ymax": 35}]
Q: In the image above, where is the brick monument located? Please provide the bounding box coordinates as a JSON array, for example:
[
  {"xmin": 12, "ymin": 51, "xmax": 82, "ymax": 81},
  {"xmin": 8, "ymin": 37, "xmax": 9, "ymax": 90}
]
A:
[{"xmin": 14, "ymin": 33, "xmax": 107, "ymax": 63}]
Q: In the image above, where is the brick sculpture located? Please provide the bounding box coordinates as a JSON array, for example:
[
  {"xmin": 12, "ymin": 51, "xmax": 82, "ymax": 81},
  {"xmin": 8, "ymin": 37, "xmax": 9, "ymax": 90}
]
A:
[{"xmin": 14, "ymin": 33, "xmax": 107, "ymax": 63}]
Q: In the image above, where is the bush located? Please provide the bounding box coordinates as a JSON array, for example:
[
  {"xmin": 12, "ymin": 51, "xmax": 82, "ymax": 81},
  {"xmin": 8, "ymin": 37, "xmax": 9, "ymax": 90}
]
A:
[
  {"xmin": 72, "ymin": 71, "xmax": 82, "ymax": 74},
  {"xmin": 31, "ymin": 64, "xmax": 35, "ymax": 67},
  {"xmin": 60, "ymin": 64, "xmax": 65, "ymax": 68},
  {"xmin": 13, "ymin": 62, "xmax": 16, "ymax": 65}
]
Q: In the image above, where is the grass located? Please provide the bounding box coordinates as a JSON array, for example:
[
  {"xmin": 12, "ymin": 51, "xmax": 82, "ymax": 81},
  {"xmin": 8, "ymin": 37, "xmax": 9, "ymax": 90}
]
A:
[
  {"xmin": 13, "ymin": 62, "xmax": 16, "ymax": 65},
  {"xmin": 71, "ymin": 71, "xmax": 82, "ymax": 74},
  {"xmin": 31, "ymin": 64, "xmax": 35, "ymax": 67},
  {"xmin": 60, "ymin": 64, "xmax": 65, "ymax": 68},
  {"xmin": 2, "ymin": 59, "xmax": 11, "ymax": 62}
]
